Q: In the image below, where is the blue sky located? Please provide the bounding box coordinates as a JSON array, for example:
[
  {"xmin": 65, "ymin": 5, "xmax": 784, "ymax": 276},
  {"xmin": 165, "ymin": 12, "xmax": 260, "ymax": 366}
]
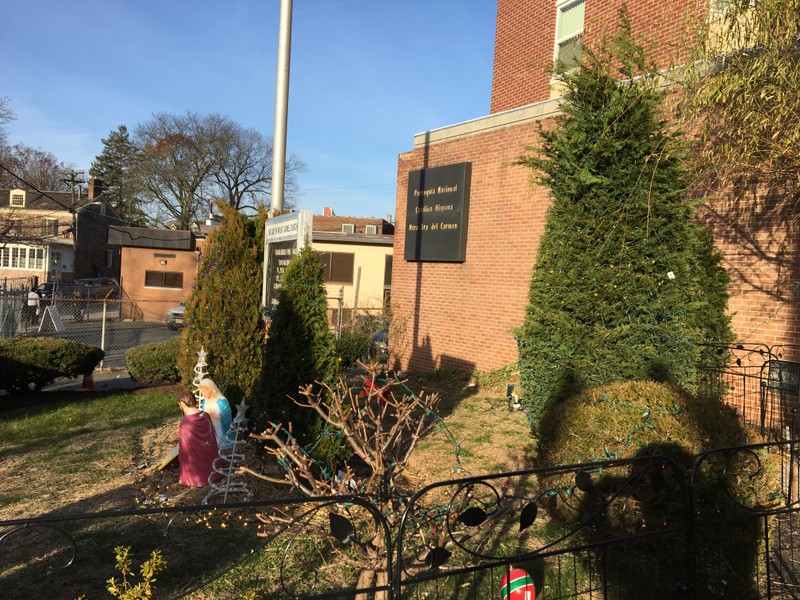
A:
[{"xmin": 5, "ymin": 1, "xmax": 497, "ymax": 220}]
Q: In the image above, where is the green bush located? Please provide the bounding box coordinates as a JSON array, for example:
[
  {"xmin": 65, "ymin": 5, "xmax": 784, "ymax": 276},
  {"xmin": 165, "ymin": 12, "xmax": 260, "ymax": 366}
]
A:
[
  {"xmin": 262, "ymin": 244, "xmax": 338, "ymax": 438},
  {"xmin": 334, "ymin": 328, "xmax": 372, "ymax": 369},
  {"xmin": 126, "ymin": 337, "xmax": 181, "ymax": 383},
  {"xmin": 0, "ymin": 337, "xmax": 104, "ymax": 393},
  {"xmin": 177, "ymin": 203, "xmax": 266, "ymax": 403},
  {"xmin": 515, "ymin": 21, "xmax": 733, "ymax": 429},
  {"xmin": 537, "ymin": 380, "xmax": 778, "ymax": 599}
]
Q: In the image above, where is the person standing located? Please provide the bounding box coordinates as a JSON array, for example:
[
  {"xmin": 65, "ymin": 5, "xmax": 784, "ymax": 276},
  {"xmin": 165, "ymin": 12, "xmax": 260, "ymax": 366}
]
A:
[{"xmin": 24, "ymin": 289, "xmax": 40, "ymax": 325}]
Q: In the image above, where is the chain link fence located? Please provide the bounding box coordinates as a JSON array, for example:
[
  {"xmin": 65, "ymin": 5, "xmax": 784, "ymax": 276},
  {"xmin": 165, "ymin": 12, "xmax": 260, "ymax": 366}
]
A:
[{"xmin": 0, "ymin": 293, "xmax": 183, "ymax": 369}]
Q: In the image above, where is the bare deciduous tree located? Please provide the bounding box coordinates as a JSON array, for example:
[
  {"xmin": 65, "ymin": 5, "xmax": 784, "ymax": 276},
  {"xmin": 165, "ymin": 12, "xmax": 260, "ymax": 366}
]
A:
[
  {"xmin": 0, "ymin": 143, "xmax": 71, "ymax": 191},
  {"xmin": 0, "ymin": 96, "xmax": 14, "ymax": 147},
  {"xmin": 130, "ymin": 112, "xmax": 304, "ymax": 228},
  {"xmin": 209, "ymin": 121, "xmax": 303, "ymax": 214},
  {"xmin": 243, "ymin": 371, "xmax": 441, "ymax": 594}
]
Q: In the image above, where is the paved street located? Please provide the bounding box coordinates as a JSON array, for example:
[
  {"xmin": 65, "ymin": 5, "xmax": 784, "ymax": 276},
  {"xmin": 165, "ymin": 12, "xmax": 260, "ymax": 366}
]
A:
[{"xmin": 21, "ymin": 305, "xmax": 181, "ymax": 368}]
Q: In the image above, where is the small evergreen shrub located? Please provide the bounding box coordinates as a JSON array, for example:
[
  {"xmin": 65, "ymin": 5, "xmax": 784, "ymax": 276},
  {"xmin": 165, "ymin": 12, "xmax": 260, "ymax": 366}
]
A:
[
  {"xmin": 334, "ymin": 328, "xmax": 372, "ymax": 369},
  {"xmin": 537, "ymin": 380, "xmax": 778, "ymax": 599},
  {"xmin": 177, "ymin": 204, "xmax": 266, "ymax": 402},
  {"xmin": 515, "ymin": 21, "xmax": 733, "ymax": 429},
  {"xmin": 126, "ymin": 337, "xmax": 181, "ymax": 383},
  {"xmin": 0, "ymin": 337, "xmax": 104, "ymax": 393},
  {"xmin": 261, "ymin": 244, "xmax": 338, "ymax": 438}
]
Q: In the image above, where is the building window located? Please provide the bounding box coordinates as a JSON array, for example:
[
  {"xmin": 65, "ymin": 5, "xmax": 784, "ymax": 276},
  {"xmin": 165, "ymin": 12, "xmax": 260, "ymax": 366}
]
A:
[
  {"xmin": 105, "ymin": 249, "xmax": 114, "ymax": 268},
  {"xmin": 44, "ymin": 218, "xmax": 59, "ymax": 236},
  {"xmin": 0, "ymin": 247, "xmax": 8, "ymax": 268},
  {"xmin": 342, "ymin": 224, "xmax": 355, "ymax": 234},
  {"xmin": 28, "ymin": 248, "xmax": 44, "ymax": 270},
  {"xmin": 145, "ymin": 270, "xmax": 183, "ymax": 289},
  {"xmin": 555, "ymin": 0, "xmax": 585, "ymax": 67},
  {"xmin": 384, "ymin": 254, "xmax": 393, "ymax": 288},
  {"xmin": 317, "ymin": 252, "xmax": 354, "ymax": 284},
  {"xmin": 365, "ymin": 224, "xmax": 378, "ymax": 235},
  {"xmin": 10, "ymin": 191, "xmax": 24, "ymax": 207}
]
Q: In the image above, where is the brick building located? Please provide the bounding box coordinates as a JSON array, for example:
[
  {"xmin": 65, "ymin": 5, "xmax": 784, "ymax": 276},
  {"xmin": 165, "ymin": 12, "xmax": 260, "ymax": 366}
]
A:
[{"xmin": 391, "ymin": 0, "xmax": 795, "ymax": 373}]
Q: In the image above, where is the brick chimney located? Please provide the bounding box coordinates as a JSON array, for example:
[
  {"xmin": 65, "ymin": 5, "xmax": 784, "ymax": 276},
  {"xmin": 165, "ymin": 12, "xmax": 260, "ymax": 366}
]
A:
[
  {"xmin": 87, "ymin": 178, "xmax": 104, "ymax": 199},
  {"xmin": 323, "ymin": 207, "xmax": 334, "ymax": 217}
]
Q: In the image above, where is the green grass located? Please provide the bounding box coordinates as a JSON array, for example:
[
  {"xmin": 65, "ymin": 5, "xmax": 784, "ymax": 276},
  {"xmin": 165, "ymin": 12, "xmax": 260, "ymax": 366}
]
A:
[{"xmin": 0, "ymin": 389, "xmax": 178, "ymax": 519}]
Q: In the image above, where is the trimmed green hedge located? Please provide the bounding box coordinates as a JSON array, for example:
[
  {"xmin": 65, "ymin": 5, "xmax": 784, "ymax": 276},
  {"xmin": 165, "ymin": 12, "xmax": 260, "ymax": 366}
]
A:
[
  {"xmin": 0, "ymin": 337, "xmax": 104, "ymax": 394},
  {"xmin": 126, "ymin": 337, "xmax": 181, "ymax": 383}
]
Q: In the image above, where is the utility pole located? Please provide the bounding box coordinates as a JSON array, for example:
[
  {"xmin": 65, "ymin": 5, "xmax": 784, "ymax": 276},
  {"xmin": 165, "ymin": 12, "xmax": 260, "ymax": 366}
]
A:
[{"xmin": 61, "ymin": 170, "xmax": 85, "ymax": 251}]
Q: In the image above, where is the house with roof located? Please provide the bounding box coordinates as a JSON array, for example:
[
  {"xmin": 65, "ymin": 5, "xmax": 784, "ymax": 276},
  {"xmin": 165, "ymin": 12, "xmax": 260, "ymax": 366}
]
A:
[
  {"xmin": 108, "ymin": 223, "xmax": 209, "ymax": 321},
  {"xmin": 112, "ymin": 208, "xmax": 394, "ymax": 324},
  {"xmin": 313, "ymin": 207, "xmax": 394, "ymax": 321},
  {"xmin": 390, "ymin": 0, "xmax": 792, "ymax": 373},
  {"xmin": 0, "ymin": 178, "xmax": 122, "ymax": 288}
]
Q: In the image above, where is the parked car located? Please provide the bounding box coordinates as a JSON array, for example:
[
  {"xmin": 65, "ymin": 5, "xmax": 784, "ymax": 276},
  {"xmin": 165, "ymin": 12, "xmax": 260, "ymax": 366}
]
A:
[
  {"xmin": 35, "ymin": 282, "xmax": 86, "ymax": 302},
  {"xmin": 75, "ymin": 277, "xmax": 120, "ymax": 299},
  {"xmin": 166, "ymin": 302, "xmax": 186, "ymax": 329}
]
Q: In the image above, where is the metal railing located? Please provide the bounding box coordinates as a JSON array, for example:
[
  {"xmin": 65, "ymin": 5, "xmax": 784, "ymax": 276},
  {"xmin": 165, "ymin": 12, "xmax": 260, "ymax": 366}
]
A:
[{"xmin": 2, "ymin": 438, "xmax": 799, "ymax": 599}]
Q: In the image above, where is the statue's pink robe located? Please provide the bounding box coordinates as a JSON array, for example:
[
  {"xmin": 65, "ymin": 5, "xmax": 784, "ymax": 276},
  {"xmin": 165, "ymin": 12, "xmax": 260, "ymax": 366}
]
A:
[{"xmin": 178, "ymin": 411, "xmax": 220, "ymax": 487}]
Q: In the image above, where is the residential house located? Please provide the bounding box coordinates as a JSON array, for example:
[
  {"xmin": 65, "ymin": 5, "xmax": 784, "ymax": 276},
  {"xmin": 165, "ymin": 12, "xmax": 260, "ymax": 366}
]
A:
[
  {"xmin": 0, "ymin": 178, "xmax": 122, "ymax": 288},
  {"xmin": 314, "ymin": 207, "xmax": 394, "ymax": 322},
  {"xmin": 108, "ymin": 225, "xmax": 206, "ymax": 321}
]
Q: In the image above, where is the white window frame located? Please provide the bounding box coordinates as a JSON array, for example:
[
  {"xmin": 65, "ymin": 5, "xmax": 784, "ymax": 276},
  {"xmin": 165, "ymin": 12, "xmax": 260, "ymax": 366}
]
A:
[
  {"xmin": 365, "ymin": 224, "xmax": 378, "ymax": 235},
  {"xmin": 554, "ymin": 0, "xmax": 585, "ymax": 68},
  {"xmin": 342, "ymin": 223, "xmax": 356, "ymax": 234},
  {"xmin": 10, "ymin": 191, "xmax": 25, "ymax": 208},
  {"xmin": 44, "ymin": 218, "xmax": 59, "ymax": 236}
]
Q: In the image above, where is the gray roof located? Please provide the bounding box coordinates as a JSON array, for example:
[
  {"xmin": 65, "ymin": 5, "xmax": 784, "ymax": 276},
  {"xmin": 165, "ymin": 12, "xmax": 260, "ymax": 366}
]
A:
[{"xmin": 108, "ymin": 226, "xmax": 195, "ymax": 250}]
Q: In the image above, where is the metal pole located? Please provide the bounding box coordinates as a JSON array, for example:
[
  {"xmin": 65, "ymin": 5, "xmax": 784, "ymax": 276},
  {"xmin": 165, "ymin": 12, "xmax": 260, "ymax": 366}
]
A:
[
  {"xmin": 263, "ymin": 0, "xmax": 293, "ymax": 309},
  {"xmin": 271, "ymin": 0, "xmax": 292, "ymax": 216}
]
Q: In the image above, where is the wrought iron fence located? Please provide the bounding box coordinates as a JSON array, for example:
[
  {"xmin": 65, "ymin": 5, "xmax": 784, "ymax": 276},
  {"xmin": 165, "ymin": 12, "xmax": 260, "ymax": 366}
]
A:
[
  {"xmin": 2, "ymin": 440, "xmax": 799, "ymax": 599},
  {"xmin": 698, "ymin": 343, "xmax": 800, "ymax": 439}
]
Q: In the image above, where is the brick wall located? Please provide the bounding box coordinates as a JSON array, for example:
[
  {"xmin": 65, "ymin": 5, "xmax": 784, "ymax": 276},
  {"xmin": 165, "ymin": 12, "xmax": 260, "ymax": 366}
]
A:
[
  {"xmin": 393, "ymin": 120, "xmax": 800, "ymax": 374},
  {"xmin": 491, "ymin": 0, "xmax": 704, "ymax": 113},
  {"xmin": 393, "ymin": 118, "xmax": 552, "ymax": 372},
  {"xmin": 698, "ymin": 190, "xmax": 800, "ymax": 363}
]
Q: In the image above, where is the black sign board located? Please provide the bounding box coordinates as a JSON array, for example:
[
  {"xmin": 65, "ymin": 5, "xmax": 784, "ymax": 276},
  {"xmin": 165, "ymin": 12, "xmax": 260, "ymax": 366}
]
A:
[{"xmin": 404, "ymin": 162, "xmax": 471, "ymax": 262}]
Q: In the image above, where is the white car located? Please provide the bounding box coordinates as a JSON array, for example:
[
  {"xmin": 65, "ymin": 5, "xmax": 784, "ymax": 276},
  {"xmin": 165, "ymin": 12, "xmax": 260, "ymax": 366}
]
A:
[{"xmin": 166, "ymin": 302, "xmax": 186, "ymax": 329}]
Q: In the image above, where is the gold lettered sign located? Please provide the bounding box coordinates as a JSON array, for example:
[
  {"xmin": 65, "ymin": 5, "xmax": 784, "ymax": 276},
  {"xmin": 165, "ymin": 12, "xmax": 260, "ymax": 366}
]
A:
[{"xmin": 404, "ymin": 162, "xmax": 471, "ymax": 262}]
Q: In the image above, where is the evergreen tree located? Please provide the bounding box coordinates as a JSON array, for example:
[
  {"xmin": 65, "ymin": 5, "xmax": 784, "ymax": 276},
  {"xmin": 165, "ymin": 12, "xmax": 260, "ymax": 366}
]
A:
[
  {"xmin": 516, "ymin": 21, "xmax": 733, "ymax": 428},
  {"xmin": 261, "ymin": 243, "xmax": 338, "ymax": 437},
  {"xmin": 176, "ymin": 203, "xmax": 266, "ymax": 402},
  {"xmin": 90, "ymin": 125, "xmax": 146, "ymax": 225}
]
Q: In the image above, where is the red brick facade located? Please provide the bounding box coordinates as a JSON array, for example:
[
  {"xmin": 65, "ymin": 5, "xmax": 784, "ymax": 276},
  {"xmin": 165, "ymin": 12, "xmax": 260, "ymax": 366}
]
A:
[
  {"xmin": 392, "ymin": 105, "xmax": 557, "ymax": 371},
  {"xmin": 490, "ymin": 0, "xmax": 703, "ymax": 113},
  {"xmin": 393, "ymin": 0, "xmax": 797, "ymax": 376}
]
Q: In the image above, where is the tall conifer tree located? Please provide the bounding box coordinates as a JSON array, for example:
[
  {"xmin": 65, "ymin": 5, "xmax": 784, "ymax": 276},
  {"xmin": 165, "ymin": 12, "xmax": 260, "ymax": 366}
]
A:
[
  {"xmin": 516, "ymin": 20, "xmax": 733, "ymax": 427},
  {"xmin": 177, "ymin": 204, "xmax": 265, "ymax": 401},
  {"xmin": 262, "ymin": 244, "xmax": 338, "ymax": 437}
]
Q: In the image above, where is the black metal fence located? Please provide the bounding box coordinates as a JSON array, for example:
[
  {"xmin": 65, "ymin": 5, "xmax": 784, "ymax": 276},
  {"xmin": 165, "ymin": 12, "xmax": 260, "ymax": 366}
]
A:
[
  {"xmin": 698, "ymin": 343, "xmax": 800, "ymax": 438},
  {"xmin": 3, "ymin": 342, "xmax": 800, "ymax": 598},
  {"xmin": 2, "ymin": 439, "xmax": 799, "ymax": 599}
]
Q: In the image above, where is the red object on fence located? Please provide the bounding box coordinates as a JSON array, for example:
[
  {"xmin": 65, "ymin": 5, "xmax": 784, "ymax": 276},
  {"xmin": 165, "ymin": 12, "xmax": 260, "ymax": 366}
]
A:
[{"xmin": 500, "ymin": 568, "xmax": 535, "ymax": 600}]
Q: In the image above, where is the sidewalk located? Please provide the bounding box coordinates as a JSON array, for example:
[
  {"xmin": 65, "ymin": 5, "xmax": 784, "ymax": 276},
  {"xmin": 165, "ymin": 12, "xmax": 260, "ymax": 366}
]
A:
[{"xmin": 43, "ymin": 368, "xmax": 153, "ymax": 393}]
